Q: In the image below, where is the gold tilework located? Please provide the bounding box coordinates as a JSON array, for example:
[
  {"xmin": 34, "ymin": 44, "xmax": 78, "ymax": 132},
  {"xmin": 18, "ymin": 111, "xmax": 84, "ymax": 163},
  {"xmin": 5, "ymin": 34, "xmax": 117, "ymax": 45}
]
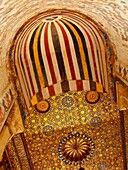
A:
[{"xmin": 24, "ymin": 91, "xmax": 123, "ymax": 170}]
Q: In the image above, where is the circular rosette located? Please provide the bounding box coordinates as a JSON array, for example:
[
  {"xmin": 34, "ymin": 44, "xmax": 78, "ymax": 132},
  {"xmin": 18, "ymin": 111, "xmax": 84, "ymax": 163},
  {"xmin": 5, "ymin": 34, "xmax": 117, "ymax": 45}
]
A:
[
  {"xmin": 58, "ymin": 133, "xmax": 95, "ymax": 165},
  {"xmin": 35, "ymin": 100, "xmax": 50, "ymax": 113},
  {"xmin": 85, "ymin": 91, "xmax": 100, "ymax": 104},
  {"xmin": 42, "ymin": 125, "xmax": 54, "ymax": 136},
  {"xmin": 90, "ymin": 117, "xmax": 102, "ymax": 127},
  {"xmin": 62, "ymin": 96, "xmax": 74, "ymax": 107}
]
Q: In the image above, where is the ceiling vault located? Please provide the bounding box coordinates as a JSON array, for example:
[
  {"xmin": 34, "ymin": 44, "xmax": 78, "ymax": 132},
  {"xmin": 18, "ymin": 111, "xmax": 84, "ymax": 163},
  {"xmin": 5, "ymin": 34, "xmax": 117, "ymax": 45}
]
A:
[{"xmin": 0, "ymin": 2, "xmax": 128, "ymax": 170}]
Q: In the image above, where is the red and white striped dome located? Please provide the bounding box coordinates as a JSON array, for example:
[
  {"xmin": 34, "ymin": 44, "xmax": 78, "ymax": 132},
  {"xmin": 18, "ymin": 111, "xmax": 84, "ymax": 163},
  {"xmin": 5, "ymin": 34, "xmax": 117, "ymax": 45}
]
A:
[{"xmin": 12, "ymin": 10, "xmax": 108, "ymax": 108}]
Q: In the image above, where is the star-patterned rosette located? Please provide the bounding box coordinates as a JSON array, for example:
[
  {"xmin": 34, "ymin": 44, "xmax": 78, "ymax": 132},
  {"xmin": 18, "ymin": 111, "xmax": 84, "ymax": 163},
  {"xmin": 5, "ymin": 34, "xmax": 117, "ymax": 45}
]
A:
[{"xmin": 58, "ymin": 133, "xmax": 95, "ymax": 165}]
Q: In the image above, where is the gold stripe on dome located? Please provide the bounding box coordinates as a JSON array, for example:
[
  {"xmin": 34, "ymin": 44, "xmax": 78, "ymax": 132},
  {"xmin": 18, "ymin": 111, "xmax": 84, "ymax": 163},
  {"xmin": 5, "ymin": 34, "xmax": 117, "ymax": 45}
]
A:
[
  {"xmin": 61, "ymin": 19, "xmax": 89, "ymax": 80},
  {"xmin": 33, "ymin": 22, "xmax": 45, "ymax": 89}
]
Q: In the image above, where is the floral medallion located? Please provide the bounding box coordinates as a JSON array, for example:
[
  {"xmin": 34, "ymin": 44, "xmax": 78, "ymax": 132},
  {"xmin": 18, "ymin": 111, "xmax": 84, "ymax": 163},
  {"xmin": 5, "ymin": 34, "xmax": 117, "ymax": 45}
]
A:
[
  {"xmin": 35, "ymin": 100, "xmax": 50, "ymax": 113},
  {"xmin": 62, "ymin": 96, "xmax": 74, "ymax": 107},
  {"xmin": 58, "ymin": 133, "xmax": 95, "ymax": 165},
  {"xmin": 85, "ymin": 91, "xmax": 100, "ymax": 104},
  {"xmin": 42, "ymin": 125, "xmax": 54, "ymax": 136},
  {"xmin": 90, "ymin": 117, "xmax": 102, "ymax": 127}
]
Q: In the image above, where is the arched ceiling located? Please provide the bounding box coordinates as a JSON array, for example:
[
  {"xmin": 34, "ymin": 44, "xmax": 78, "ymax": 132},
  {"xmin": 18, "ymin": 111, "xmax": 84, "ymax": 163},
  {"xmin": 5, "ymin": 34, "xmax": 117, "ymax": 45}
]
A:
[
  {"xmin": 11, "ymin": 9, "xmax": 110, "ymax": 108},
  {"xmin": 0, "ymin": 1, "xmax": 128, "ymax": 170},
  {"xmin": 0, "ymin": 0, "xmax": 128, "ymax": 95}
]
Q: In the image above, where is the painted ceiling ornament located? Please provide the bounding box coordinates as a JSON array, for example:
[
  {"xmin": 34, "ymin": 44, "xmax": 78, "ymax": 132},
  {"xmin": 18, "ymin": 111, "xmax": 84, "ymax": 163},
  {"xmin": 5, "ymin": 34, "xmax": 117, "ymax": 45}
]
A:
[
  {"xmin": 85, "ymin": 91, "xmax": 100, "ymax": 104},
  {"xmin": 90, "ymin": 116, "xmax": 102, "ymax": 127},
  {"xmin": 58, "ymin": 132, "xmax": 95, "ymax": 165},
  {"xmin": 35, "ymin": 100, "xmax": 50, "ymax": 113},
  {"xmin": 97, "ymin": 161, "xmax": 107, "ymax": 169},
  {"xmin": 62, "ymin": 96, "xmax": 74, "ymax": 107},
  {"xmin": 42, "ymin": 125, "xmax": 54, "ymax": 136}
]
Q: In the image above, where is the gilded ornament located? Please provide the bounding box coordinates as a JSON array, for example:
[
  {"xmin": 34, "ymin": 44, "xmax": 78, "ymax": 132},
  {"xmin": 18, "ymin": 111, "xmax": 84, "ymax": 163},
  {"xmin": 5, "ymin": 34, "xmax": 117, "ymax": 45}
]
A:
[
  {"xmin": 58, "ymin": 133, "xmax": 95, "ymax": 165},
  {"xmin": 90, "ymin": 117, "xmax": 102, "ymax": 127},
  {"xmin": 85, "ymin": 91, "xmax": 100, "ymax": 104},
  {"xmin": 42, "ymin": 125, "xmax": 54, "ymax": 136},
  {"xmin": 62, "ymin": 96, "xmax": 74, "ymax": 107},
  {"xmin": 35, "ymin": 100, "xmax": 50, "ymax": 113}
]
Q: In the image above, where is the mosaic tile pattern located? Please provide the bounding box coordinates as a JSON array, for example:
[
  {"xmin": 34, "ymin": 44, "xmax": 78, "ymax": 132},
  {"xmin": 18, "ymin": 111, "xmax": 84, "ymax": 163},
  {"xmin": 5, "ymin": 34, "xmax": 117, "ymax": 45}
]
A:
[{"xmin": 24, "ymin": 91, "xmax": 124, "ymax": 170}]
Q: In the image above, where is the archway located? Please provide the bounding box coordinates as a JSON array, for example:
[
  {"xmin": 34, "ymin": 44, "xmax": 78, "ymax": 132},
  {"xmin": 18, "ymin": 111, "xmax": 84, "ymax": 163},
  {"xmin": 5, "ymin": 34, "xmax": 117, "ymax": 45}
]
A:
[{"xmin": 6, "ymin": 9, "xmax": 124, "ymax": 170}]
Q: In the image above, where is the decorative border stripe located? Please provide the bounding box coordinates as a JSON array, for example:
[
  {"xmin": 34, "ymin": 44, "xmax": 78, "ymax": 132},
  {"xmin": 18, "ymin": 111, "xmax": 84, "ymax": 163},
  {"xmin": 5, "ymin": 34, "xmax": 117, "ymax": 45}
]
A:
[{"xmin": 30, "ymin": 80, "xmax": 104, "ymax": 106}]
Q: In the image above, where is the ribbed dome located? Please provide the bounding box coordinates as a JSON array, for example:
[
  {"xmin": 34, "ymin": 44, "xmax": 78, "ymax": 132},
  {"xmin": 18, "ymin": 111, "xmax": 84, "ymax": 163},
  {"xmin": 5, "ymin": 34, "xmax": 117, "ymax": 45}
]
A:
[{"xmin": 12, "ymin": 10, "xmax": 108, "ymax": 108}]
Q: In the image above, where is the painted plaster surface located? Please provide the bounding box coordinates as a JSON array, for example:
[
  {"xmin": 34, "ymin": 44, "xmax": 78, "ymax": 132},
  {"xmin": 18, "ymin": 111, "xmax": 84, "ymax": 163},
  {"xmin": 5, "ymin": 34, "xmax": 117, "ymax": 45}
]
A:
[
  {"xmin": 0, "ymin": 0, "xmax": 128, "ymax": 94},
  {"xmin": 0, "ymin": 100, "xmax": 24, "ymax": 161},
  {"xmin": 0, "ymin": 0, "xmax": 128, "ymax": 59},
  {"xmin": 116, "ymin": 81, "xmax": 128, "ymax": 110},
  {"xmin": 11, "ymin": 10, "xmax": 110, "ymax": 108},
  {"xmin": 0, "ymin": 83, "xmax": 16, "ymax": 132},
  {"xmin": 0, "ymin": 1, "xmax": 127, "ymax": 168},
  {"xmin": 115, "ymin": 60, "xmax": 128, "ymax": 85}
]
